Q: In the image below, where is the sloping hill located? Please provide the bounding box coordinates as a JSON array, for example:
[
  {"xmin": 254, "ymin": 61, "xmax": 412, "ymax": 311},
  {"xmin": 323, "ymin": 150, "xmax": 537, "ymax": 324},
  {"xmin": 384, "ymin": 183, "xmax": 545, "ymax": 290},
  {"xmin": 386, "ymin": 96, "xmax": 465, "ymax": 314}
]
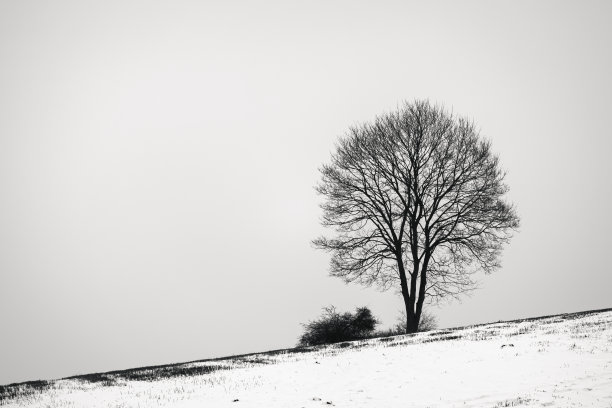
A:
[{"xmin": 2, "ymin": 308, "xmax": 611, "ymax": 407}]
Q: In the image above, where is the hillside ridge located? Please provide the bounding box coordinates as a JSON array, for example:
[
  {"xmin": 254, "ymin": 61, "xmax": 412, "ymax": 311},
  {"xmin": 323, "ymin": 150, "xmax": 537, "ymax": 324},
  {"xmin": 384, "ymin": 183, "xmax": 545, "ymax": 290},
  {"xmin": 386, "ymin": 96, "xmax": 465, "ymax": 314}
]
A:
[
  {"xmin": 2, "ymin": 306, "xmax": 610, "ymax": 389},
  {"xmin": 3, "ymin": 306, "xmax": 612, "ymax": 407}
]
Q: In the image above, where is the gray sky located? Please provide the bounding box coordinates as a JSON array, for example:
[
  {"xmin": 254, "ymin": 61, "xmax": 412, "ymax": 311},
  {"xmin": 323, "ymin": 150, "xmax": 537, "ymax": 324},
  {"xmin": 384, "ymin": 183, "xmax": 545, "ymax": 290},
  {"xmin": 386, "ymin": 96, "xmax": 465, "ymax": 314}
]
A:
[{"xmin": 1, "ymin": 0, "xmax": 611, "ymax": 386}]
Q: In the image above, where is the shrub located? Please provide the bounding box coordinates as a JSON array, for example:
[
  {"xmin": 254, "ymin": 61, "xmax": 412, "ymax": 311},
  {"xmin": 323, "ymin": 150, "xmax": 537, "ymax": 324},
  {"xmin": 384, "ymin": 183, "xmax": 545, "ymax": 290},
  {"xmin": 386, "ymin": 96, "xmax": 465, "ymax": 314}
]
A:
[
  {"xmin": 298, "ymin": 306, "xmax": 379, "ymax": 346},
  {"xmin": 381, "ymin": 310, "xmax": 438, "ymax": 336},
  {"xmin": 417, "ymin": 312, "xmax": 438, "ymax": 332}
]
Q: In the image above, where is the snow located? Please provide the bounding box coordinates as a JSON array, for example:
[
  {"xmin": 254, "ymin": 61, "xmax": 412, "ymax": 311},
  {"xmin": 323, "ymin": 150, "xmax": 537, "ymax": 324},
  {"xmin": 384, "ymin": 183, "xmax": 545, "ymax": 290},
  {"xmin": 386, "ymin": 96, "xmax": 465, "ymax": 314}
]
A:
[{"xmin": 3, "ymin": 309, "xmax": 612, "ymax": 407}]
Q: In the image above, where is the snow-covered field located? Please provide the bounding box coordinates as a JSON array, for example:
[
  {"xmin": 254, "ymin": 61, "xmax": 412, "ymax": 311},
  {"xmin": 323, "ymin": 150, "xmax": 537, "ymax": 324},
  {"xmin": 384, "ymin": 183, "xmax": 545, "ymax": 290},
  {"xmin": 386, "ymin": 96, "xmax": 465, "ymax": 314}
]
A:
[{"xmin": 2, "ymin": 309, "xmax": 611, "ymax": 407}]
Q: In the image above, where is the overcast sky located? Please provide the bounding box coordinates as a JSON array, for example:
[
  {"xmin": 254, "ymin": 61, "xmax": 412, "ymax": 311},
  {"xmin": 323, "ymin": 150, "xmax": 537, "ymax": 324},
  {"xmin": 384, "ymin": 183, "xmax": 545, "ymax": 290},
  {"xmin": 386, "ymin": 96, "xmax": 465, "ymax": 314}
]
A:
[{"xmin": 1, "ymin": 0, "xmax": 611, "ymax": 386}]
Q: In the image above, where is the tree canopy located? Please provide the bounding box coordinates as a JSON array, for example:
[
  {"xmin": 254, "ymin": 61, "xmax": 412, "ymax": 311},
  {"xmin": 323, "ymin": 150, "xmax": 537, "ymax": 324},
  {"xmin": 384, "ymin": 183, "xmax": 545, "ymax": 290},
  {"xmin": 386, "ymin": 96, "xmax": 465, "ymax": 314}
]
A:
[{"xmin": 314, "ymin": 100, "xmax": 520, "ymax": 332}]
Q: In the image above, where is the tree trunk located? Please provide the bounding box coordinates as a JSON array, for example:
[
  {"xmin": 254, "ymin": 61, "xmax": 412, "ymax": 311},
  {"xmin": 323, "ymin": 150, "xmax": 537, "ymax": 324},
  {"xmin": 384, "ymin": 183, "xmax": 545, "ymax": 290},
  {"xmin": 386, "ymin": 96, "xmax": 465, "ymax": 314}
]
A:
[
  {"xmin": 414, "ymin": 251, "xmax": 431, "ymax": 332},
  {"xmin": 396, "ymin": 251, "xmax": 419, "ymax": 334},
  {"xmin": 405, "ymin": 305, "xmax": 419, "ymax": 333}
]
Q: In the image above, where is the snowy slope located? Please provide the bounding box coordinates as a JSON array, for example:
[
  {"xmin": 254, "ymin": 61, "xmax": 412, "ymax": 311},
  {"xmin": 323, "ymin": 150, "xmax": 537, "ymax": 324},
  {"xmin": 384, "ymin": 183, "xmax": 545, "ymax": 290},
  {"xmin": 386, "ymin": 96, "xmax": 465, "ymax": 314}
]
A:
[{"xmin": 2, "ymin": 308, "xmax": 611, "ymax": 407}]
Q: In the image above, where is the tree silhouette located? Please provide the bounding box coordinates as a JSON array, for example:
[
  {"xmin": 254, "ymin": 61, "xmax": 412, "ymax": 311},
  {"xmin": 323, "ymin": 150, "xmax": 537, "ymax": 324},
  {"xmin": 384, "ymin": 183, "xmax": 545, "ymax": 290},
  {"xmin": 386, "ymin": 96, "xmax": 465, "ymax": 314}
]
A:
[{"xmin": 314, "ymin": 100, "xmax": 520, "ymax": 333}]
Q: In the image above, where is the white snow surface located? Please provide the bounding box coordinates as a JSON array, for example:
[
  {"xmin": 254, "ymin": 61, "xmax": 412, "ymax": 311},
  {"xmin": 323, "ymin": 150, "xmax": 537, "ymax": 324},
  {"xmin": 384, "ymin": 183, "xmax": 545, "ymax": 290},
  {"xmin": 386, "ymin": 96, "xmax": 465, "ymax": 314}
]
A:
[{"xmin": 3, "ymin": 309, "xmax": 612, "ymax": 407}]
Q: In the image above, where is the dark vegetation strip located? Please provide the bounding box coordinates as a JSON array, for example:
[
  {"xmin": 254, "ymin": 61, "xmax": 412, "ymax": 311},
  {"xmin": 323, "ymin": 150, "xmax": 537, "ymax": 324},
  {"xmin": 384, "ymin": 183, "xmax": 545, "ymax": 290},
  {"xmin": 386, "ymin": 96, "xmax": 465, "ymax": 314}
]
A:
[
  {"xmin": 428, "ymin": 307, "xmax": 612, "ymax": 335},
  {"xmin": 0, "ymin": 345, "xmax": 320, "ymax": 403},
  {"xmin": 0, "ymin": 380, "xmax": 50, "ymax": 404}
]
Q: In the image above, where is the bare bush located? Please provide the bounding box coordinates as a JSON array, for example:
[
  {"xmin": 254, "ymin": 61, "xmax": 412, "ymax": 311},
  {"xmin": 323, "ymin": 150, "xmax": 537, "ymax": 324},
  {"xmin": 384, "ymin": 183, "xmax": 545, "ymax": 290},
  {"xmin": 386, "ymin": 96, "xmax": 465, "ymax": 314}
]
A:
[
  {"xmin": 393, "ymin": 309, "xmax": 438, "ymax": 333},
  {"xmin": 298, "ymin": 306, "xmax": 379, "ymax": 346}
]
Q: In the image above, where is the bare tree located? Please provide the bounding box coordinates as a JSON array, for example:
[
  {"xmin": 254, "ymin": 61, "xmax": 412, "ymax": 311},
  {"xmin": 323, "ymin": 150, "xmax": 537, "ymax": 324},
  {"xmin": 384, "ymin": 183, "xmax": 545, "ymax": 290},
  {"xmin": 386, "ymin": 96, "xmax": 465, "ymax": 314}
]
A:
[{"xmin": 314, "ymin": 100, "xmax": 520, "ymax": 333}]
